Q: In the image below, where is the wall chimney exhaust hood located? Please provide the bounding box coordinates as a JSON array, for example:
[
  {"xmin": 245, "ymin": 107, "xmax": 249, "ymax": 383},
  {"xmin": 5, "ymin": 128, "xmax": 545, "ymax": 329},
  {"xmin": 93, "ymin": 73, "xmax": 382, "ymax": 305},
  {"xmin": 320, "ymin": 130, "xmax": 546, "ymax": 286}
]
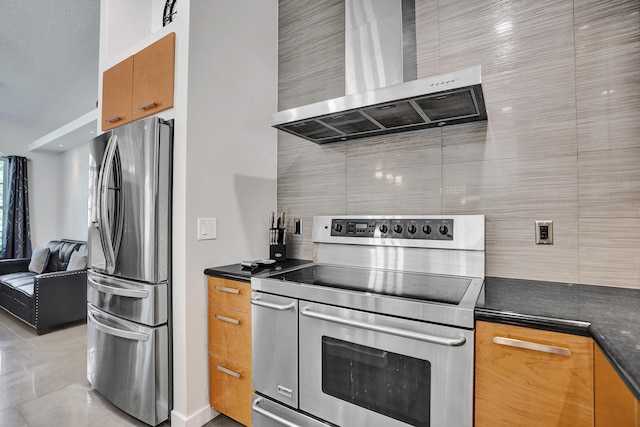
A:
[{"xmin": 272, "ymin": 0, "xmax": 487, "ymax": 144}]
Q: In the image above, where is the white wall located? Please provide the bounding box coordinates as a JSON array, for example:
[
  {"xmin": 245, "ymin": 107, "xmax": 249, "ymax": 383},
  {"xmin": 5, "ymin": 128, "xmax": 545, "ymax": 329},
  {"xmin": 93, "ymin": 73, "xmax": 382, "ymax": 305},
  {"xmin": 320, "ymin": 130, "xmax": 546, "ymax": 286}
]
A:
[
  {"xmin": 57, "ymin": 143, "xmax": 90, "ymax": 241},
  {"xmin": 0, "ymin": 122, "xmax": 59, "ymax": 247},
  {"xmin": 169, "ymin": 1, "xmax": 278, "ymax": 426}
]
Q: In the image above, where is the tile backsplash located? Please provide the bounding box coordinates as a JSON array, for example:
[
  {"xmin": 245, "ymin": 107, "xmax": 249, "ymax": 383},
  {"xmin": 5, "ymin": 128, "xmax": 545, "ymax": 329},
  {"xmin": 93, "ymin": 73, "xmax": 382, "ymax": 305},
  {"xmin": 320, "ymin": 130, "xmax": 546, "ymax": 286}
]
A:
[{"xmin": 276, "ymin": 0, "xmax": 640, "ymax": 288}]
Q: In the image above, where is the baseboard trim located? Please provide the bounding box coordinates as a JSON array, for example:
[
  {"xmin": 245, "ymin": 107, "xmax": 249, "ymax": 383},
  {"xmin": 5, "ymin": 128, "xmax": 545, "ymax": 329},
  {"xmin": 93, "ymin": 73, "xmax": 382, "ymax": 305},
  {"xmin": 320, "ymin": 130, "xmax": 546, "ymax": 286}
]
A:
[{"xmin": 171, "ymin": 405, "xmax": 219, "ymax": 427}]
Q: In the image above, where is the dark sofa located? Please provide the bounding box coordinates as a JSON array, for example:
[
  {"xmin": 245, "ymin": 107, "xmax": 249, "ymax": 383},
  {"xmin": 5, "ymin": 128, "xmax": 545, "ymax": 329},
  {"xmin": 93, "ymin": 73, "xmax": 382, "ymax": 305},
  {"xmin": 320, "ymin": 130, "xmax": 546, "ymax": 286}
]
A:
[{"xmin": 0, "ymin": 239, "xmax": 88, "ymax": 334}]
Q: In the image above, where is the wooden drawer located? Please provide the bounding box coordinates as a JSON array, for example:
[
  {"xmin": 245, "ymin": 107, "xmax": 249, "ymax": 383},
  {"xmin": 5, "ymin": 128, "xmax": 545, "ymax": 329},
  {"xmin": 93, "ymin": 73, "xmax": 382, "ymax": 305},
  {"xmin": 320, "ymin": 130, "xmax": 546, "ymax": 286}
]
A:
[
  {"xmin": 475, "ymin": 321, "xmax": 593, "ymax": 427},
  {"xmin": 208, "ymin": 277, "xmax": 251, "ymax": 313},
  {"xmin": 210, "ymin": 354, "xmax": 252, "ymax": 426},
  {"xmin": 208, "ymin": 305, "xmax": 251, "ymax": 369}
]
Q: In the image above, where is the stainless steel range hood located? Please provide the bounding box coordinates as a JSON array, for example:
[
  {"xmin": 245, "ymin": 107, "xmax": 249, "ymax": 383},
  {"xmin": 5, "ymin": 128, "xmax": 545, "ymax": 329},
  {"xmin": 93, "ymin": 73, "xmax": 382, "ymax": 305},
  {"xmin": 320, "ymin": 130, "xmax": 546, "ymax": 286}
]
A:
[{"xmin": 272, "ymin": 0, "xmax": 487, "ymax": 144}]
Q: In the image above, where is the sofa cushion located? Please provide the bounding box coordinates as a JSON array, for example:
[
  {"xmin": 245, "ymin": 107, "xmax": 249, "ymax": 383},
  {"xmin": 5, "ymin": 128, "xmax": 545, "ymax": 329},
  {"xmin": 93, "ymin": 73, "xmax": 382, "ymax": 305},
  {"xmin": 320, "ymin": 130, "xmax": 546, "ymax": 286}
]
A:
[
  {"xmin": 0, "ymin": 271, "xmax": 37, "ymax": 299},
  {"xmin": 28, "ymin": 247, "xmax": 50, "ymax": 274},
  {"xmin": 12, "ymin": 282, "xmax": 35, "ymax": 301},
  {"xmin": 66, "ymin": 250, "xmax": 87, "ymax": 271},
  {"xmin": 45, "ymin": 240, "xmax": 82, "ymax": 272}
]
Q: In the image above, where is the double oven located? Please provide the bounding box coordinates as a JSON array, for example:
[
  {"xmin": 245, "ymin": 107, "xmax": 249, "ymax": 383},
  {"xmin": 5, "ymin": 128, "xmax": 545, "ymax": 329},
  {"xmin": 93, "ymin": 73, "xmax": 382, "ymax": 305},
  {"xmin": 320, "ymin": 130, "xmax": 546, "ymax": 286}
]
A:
[{"xmin": 251, "ymin": 215, "xmax": 485, "ymax": 427}]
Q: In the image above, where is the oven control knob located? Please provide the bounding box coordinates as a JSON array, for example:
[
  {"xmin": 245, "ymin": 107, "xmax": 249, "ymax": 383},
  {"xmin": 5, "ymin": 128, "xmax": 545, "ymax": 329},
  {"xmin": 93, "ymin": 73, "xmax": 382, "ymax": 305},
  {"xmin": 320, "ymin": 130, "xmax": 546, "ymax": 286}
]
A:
[
  {"xmin": 393, "ymin": 224, "xmax": 403, "ymax": 234},
  {"xmin": 423, "ymin": 225, "xmax": 432, "ymax": 235},
  {"xmin": 379, "ymin": 224, "xmax": 388, "ymax": 234},
  {"xmin": 439, "ymin": 225, "xmax": 449, "ymax": 235},
  {"xmin": 407, "ymin": 224, "xmax": 417, "ymax": 234},
  {"xmin": 334, "ymin": 223, "xmax": 343, "ymax": 233}
]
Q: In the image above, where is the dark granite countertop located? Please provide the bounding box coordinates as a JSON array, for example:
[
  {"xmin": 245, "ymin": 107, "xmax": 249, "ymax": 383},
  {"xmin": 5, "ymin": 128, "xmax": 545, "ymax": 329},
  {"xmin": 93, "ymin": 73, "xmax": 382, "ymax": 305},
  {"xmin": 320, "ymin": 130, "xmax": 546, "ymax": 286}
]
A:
[
  {"xmin": 204, "ymin": 259, "xmax": 312, "ymax": 283},
  {"xmin": 478, "ymin": 277, "xmax": 640, "ymax": 401}
]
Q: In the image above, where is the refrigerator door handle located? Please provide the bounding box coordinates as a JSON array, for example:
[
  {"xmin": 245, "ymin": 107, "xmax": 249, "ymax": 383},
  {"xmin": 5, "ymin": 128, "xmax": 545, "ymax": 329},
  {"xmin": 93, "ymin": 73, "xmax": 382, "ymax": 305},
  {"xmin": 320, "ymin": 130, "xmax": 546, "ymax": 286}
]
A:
[
  {"xmin": 87, "ymin": 310, "xmax": 150, "ymax": 342},
  {"xmin": 97, "ymin": 134, "xmax": 124, "ymax": 274},
  {"xmin": 88, "ymin": 276, "xmax": 150, "ymax": 299}
]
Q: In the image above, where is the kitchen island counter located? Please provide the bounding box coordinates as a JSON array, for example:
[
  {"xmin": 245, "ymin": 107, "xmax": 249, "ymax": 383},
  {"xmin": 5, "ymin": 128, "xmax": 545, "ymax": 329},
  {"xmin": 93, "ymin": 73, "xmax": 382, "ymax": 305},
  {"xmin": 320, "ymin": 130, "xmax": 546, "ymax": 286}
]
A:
[{"xmin": 479, "ymin": 277, "xmax": 640, "ymax": 401}]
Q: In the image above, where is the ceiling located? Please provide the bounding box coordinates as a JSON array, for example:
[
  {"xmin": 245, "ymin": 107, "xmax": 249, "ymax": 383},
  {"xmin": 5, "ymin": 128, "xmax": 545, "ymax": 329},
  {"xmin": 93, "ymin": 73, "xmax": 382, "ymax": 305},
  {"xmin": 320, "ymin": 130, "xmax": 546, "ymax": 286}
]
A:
[{"xmin": 0, "ymin": 0, "xmax": 100, "ymax": 152}]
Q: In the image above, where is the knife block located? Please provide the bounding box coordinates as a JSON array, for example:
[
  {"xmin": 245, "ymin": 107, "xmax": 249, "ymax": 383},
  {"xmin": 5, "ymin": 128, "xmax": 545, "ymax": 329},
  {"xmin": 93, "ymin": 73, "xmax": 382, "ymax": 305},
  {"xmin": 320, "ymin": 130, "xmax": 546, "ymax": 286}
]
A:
[{"xmin": 270, "ymin": 242, "xmax": 286, "ymax": 262}]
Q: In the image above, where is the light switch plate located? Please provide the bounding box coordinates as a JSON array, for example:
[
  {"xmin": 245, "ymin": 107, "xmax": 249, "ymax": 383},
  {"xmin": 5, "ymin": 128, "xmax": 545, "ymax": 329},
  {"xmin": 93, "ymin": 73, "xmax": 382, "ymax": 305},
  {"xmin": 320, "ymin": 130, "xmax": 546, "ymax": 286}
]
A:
[
  {"xmin": 197, "ymin": 218, "xmax": 217, "ymax": 240},
  {"xmin": 535, "ymin": 220, "xmax": 553, "ymax": 244}
]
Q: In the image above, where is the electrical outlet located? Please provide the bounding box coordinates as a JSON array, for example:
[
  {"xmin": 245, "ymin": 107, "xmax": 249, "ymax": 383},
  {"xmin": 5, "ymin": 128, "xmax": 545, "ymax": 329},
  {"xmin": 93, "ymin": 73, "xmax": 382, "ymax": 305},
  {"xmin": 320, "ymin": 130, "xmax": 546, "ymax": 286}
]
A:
[{"xmin": 535, "ymin": 220, "xmax": 553, "ymax": 245}]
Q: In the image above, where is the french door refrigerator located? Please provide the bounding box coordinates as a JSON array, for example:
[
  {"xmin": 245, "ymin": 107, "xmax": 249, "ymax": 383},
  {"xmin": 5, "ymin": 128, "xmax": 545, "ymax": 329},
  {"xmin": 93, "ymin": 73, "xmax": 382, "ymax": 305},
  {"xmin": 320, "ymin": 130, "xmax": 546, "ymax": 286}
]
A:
[{"xmin": 87, "ymin": 116, "xmax": 173, "ymax": 426}]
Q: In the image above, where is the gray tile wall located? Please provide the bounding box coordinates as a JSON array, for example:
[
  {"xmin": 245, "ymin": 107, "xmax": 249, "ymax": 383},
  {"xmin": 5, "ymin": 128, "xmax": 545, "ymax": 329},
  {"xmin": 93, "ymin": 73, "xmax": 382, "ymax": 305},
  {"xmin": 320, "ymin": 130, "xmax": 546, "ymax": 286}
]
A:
[{"xmin": 277, "ymin": 0, "xmax": 640, "ymax": 288}]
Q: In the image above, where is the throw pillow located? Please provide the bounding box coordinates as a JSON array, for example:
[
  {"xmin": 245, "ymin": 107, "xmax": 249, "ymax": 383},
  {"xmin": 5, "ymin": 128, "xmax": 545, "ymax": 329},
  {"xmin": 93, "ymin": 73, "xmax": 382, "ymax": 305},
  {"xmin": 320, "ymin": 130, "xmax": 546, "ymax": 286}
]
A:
[
  {"xmin": 28, "ymin": 247, "xmax": 51, "ymax": 274},
  {"xmin": 66, "ymin": 250, "xmax": 88, "ymax": 271}
]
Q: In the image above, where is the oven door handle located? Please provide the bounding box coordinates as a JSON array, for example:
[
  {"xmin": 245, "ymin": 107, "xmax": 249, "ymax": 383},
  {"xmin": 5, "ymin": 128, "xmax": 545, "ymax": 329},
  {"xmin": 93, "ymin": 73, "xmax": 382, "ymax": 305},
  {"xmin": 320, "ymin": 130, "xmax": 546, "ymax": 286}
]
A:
[
  {"xmin": 250, "ymin": 296, "xmax": 296, "ymax": 311},
  {"xmin": 300, "ymin": 306, "xmax": 466, "ymax": 347},
  {"xmin": 252, "ymin": 398, "xmax": 304, "ymax": 427}
]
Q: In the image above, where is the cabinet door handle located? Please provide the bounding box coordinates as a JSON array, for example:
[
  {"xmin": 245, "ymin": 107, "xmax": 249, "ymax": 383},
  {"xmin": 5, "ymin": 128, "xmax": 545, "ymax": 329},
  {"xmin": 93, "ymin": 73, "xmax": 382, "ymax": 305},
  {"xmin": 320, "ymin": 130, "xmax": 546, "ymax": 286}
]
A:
[
  {"xmin": 493, "ymin": 336, "xmax": 571, "ymax": 356},
  {"xmin": 215, "ymin": 365, "xmax": 240, "ymax": 378},
  {"xmin": 214, "ymin": 285, "xmax": 239, "ymax": 294},
  {"xmin": 104, "ymin": 115, "xmax": 122, "ymax": 123},
  {"xmin": 215, "ymin": 314, "xmax": 239, "ymax": 325},
  {"xmin": 138, "ymin": 101, "xmax": 157, "ymax": 110}
]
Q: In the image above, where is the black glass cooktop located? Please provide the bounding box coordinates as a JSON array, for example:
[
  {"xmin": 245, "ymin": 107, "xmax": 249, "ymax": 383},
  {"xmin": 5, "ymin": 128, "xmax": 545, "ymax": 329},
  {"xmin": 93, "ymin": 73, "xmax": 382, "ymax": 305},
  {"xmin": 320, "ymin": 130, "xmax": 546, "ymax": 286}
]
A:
[{"xmin": 268, "ymin": 264, "xmax": 472, "ymax": 305}]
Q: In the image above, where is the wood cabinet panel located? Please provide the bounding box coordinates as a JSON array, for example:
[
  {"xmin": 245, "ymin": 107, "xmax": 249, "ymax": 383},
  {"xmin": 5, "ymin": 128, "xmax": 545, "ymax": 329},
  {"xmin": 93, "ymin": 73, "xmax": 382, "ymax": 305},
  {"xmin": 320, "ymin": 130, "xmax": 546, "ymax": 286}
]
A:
[
  {"xmin": 208, "ymin": 304, "xmax": 251, "ymax": 369},
  {"xmin": 209, "ymin": 354, "xmax": 252, "ymax": 427},
  {"xmin": 102, "ymin": 56, "xmax": 133, "ymax": 130},
  {"xmin": 208, "ymin": 277, "xmax": 252, "ymax": 313},
  {"xmin": 594, "ymin": 343, "xmax": 638, "ymax": 426},
  {"xmin": 208, "ymin": 276, "xmax": 253, "ymax": 426},
  {"xmin": 475, "ymin": 321, "xmax": 594, "ymax": 427},
  {"xmin": 131, "ymin": 32, "xmax": 175, "ymax": 120}
]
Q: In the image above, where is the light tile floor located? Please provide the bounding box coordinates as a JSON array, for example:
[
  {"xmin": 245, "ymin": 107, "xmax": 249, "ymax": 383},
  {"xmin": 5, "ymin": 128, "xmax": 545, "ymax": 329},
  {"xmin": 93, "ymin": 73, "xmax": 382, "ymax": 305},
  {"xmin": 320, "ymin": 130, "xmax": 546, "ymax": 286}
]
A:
[{"xmin": 0, "ymin": 309, "xmax": 243, "ymax": 427}]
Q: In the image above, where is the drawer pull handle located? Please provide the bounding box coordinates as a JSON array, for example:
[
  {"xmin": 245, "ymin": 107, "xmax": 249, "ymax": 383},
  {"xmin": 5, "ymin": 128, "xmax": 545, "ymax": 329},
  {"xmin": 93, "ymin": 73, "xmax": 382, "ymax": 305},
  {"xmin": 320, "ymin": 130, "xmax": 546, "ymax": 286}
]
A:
[
  {"xmin": 250, "ymin": 296, "xmax": 296, "ymax": 311},
  {"xmin": 215, "ymin": 285, "xmax": 240, "ymax": 294},
  {"xmin": 105, "ymin": 115, "xmax": 122, "ymax": 123},
  {"xmin": 215, "ymin": 314, "xmax": 239, "ymax": 325},
  {"xmin": 252, "ymin": 398, "xmax": 303, "ymax": 427},
  {"xmin": 138, "ymin": 101, "xmax": 157, "ymax": 110},
  {"xmin": 216, "ymin": 364, "xmax": 240, "ymax": 378},
  {"xmin": 493, "ymin": 336, "xmax": 571, "ymax": 356}
]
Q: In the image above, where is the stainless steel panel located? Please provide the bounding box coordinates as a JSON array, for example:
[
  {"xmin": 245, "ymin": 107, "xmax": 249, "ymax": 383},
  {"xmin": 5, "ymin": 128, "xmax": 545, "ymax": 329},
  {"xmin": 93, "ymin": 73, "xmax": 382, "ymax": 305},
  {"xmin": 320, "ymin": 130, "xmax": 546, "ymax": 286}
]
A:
[
  {"xmin": 272, "ymin": 65, "xmax": 482, "ymax": 125},
  {"xmin": 345, "ymin": 0, "xmax": 405, "ymax": 94},
  {"xmin": 87, "ymin": 270, "xmax": 167, "ymax": 326},
  {"xmin": 251, "ymin": 292, "xmax": 299, "ymax": 407},
  {"xmin": 312, "ymin": 215, "xmax": 485, "ymax": 251},
  {"xmin": 88, "ymin": 132, "xmax": 111, "ymax": 272},
  {"xmin": 271, "ymin": 67, "xmax": 486, "ymax": 144},
  {"xmin": 252, "ymin": 396, "xmax": 332, "ymax": 427},
  {"xmin": 298, "ymin": 302, "xmax": 474, "ymax": 427},
  {"xmin": 253, "ymin": 273, "xmax": 482, "ymax": 329},
  {"xmin": 87, "ymin": 304, "xmax": 168, "ymax": 426},
  {"xmin": 88, "ymin": 117, "xmax": 172, "ymax": 284}
]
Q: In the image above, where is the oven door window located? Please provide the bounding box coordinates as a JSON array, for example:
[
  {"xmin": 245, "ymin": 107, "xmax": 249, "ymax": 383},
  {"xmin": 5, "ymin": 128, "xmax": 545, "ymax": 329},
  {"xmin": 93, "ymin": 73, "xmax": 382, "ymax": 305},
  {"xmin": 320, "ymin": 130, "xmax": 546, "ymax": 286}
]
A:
[{"xmin": 321, "ymin": 336, "xmax": 431, "ymax": 426}]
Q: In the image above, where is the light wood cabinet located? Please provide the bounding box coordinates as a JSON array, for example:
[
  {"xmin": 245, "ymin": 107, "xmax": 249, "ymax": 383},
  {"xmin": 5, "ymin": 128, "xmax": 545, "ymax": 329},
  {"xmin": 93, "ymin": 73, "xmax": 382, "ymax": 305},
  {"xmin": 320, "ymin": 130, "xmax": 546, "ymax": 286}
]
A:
[
  {"xmin": 102, "ymin": 56, "xmax": 134, "ymax": 130},
  {"xmin": 594, "ymin": 343, "xmax": 639, "ymax": 426},
  {"xmin": 475, "ymin": 321, "xmax": 594, "ymax": 427},
  {"xmin": 102, "ymin": 32, "xmax": 175, "ymax": 130},
  {"xmin": 208, "ymin": 277, "xmax": 252, "ymax": 426},
  {"xmin": 131, "ymin": 32, "xmax": 175, "ymax": 121}
]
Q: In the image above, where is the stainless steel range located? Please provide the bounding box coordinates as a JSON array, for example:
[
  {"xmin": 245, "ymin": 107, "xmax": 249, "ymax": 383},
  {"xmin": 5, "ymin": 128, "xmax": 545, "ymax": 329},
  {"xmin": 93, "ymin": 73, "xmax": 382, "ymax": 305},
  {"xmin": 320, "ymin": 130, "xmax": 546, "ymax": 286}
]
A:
[{"xmin": 251, "ymin": 215, "xmax": 485, "ymax": 427}]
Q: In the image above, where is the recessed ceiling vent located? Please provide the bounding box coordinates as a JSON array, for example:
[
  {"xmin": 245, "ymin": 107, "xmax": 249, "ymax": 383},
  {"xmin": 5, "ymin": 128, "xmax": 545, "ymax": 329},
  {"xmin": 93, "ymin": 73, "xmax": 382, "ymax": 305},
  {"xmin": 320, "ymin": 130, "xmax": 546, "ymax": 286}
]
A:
[{"xmin": 272, "ymin": 0, "xmax": 487, "ymax": 144}]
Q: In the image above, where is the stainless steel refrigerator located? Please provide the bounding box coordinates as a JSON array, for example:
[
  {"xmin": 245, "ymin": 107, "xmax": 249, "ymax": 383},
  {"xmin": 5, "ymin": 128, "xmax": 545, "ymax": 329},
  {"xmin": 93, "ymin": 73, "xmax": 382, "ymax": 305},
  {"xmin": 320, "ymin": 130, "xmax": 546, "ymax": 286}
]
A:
[{"xmin": 86, "ymin": 116, "xmax": 173, "ymax": 426}]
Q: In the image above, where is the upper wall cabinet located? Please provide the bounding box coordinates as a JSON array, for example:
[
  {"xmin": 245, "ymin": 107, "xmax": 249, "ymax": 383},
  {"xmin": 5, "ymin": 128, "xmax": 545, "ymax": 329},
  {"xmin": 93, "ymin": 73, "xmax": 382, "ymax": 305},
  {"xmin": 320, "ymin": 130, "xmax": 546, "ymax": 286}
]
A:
[
  {"xmin": 102, "ymin": 32, "xmax": 175, "ymax": 131},
  {"xmin": 102, "ymin": 56, "xmax": 134, "ymax": 130}
]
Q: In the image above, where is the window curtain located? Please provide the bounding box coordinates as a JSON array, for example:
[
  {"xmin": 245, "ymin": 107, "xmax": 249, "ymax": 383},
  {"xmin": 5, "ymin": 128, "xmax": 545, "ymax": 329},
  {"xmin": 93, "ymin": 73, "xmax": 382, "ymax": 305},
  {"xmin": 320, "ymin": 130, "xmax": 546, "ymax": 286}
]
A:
[{"xmin": 1, "ymin": 156, "xmax": 32, "ymax": 259}]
